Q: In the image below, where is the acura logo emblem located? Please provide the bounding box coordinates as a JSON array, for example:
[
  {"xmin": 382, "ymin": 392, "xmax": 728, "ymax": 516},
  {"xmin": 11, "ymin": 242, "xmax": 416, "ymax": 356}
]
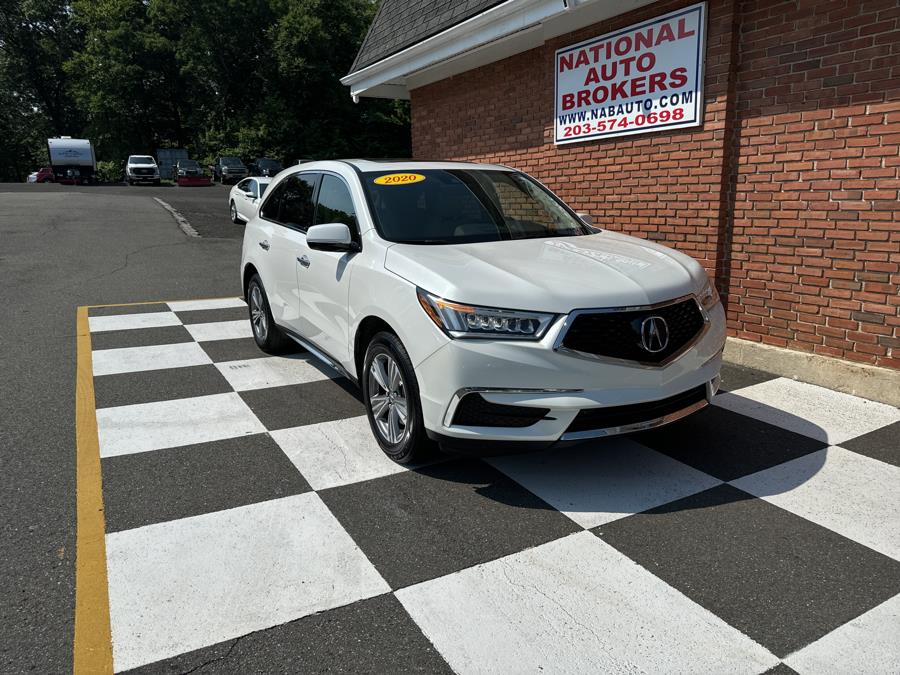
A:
[{"xmin": 640, "ymin": 316, "xmax": 669, "ymax": 353}]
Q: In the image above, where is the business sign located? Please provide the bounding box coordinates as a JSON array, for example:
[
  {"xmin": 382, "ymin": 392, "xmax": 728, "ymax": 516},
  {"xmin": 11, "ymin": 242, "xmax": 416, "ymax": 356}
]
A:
[{"xmin": 554, "ymin": 2, "xmax": 706, "ymax": 144}]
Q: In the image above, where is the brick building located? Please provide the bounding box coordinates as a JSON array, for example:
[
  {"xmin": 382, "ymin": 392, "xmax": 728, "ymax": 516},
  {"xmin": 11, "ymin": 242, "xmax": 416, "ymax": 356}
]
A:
[{"xmin": 343, "ymin": 0, "xmax": 900, "ymax": 400}]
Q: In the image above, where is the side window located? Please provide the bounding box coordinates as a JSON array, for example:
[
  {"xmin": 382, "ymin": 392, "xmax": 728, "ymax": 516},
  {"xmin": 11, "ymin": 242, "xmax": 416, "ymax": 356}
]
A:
[
  {"xmin": 279, "ymin": 173, "xmax": 318, "ymax": 231},
  {"xmin": 237, "ymin": 178, "xmax": 250, "ymax": 192},
  {"xmin": 248, "ymin": 180, "xmax": 258, "ymax": 197},
  {"xmin": 260, "ymin": 180, "xmax": 287, "ymax": 221},
  {"xmin": 315, "ymin": 175, "xmax": 358, "ymax": 234}
]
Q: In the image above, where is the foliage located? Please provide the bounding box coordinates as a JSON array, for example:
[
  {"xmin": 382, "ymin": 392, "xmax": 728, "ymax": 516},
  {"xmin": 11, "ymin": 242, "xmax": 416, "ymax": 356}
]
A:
[
  {"xmin": 0, "ymin": 0, "xmax": 410, "ymax": 181},
  {"xmin": 95, "ymin": 159, "xmax": 122, "ymax": 183}
]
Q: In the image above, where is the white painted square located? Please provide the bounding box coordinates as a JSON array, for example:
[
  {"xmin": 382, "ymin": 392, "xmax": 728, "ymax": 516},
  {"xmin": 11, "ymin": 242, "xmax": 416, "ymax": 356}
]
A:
[
  {"xmin": 96, "ymin": 392, "xmax": 265, "ymax": 457},
  {"xmin": 214, "ymin": 354, "xmax": 336, "ymax": 392},
  {"xmin": 732, "ymin": 446, "xmax": 900, "ymax": 561},
  {"xmin": 166, "ymin": 297, "xmax": 246, "ymax": 311},
  {"xmin": 106, "ymin": 493, "xmax": 390, "ymax": 672},
  {"xmin": 784, "ymin": 594, "xmax": 900, "ymax": 674},
  {"xmin": 88, "ymin": 312, "xmax": 181, "ymax": 333},
  {"xmin": 713, "ymin": 377, "xmax": 899, "ymax": 445},
  {"xmin": 92, "ymin": 342, "xmax": 212, "ymax": 376},
  {"xmin": 396, "ymin": 532, "xmax": 778, "ymax": 674},
  {"xmin": 271, "ymin": 415, "xmax": 406, "ymax": 490},
  {"xmin": 184, "ymin": 320, "xmax": 253, "ymax": 342},
  {"xmin": 488, "ymin": 438, "xmax": 721, "ymax": 529}
]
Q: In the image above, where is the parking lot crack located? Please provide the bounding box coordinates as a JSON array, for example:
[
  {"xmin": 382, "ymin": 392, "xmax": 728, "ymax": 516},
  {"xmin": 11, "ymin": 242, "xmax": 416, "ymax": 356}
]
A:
[{"xmin": 180, "ymin": 635, "xmax": 242, "ymax": 674}]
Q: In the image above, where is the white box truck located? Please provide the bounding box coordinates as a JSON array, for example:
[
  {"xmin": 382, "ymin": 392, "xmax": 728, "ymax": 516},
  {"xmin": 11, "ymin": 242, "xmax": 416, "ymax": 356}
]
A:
[{"xmin": 47, "ymin": 137, "xmax": 96, "ymax": 185}]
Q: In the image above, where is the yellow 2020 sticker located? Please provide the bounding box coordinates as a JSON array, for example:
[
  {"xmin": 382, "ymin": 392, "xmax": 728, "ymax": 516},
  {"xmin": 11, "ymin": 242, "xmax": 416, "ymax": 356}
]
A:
[{"xmin": 374, "ymin": 173, "xmax": 425, "ymax": 186}]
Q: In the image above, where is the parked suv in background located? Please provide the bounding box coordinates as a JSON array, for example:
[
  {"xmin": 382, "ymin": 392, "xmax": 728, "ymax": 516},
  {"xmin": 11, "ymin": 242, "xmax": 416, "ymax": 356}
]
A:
[
  {"xmin": 125, "ymin": 155, "xmax": 161, "ymax": 185},
  {"xmin": 32, "ymin": 167, "xmax": 54, "ymax": 183},
  {"xmin": 212, "ymin": 156, "xmax": 248, "ymax": 184},
  {"xmin": 250, "ymin": 158, "xmax": 283, "ymax": 177},
  {"xmin": 240, "ymin": 160, "xmax": 725, "ymax": 464}
]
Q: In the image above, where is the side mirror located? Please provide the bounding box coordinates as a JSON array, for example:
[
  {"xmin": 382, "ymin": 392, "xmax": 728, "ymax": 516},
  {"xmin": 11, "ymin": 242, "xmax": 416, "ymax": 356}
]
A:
[
  {"xmin": 306, "ymin": 223, "xmax": 358, "ymax": 252},
  {"xmin": 577, "ymin": 211, "xmax": 594, "ymax": 226}
]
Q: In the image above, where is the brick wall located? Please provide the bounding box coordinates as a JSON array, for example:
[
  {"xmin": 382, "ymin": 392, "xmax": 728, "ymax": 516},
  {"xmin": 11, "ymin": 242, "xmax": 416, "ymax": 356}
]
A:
[{"xmin": 410, "ymin": 0, "xmax": 900, "ymax": 368}]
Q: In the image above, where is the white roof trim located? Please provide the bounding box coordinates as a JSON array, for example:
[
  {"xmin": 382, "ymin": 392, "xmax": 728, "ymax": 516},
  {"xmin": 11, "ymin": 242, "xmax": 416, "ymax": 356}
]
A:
[{"xmin": 342, "ymin": 0, "xmax": 658, "ymax": 100}]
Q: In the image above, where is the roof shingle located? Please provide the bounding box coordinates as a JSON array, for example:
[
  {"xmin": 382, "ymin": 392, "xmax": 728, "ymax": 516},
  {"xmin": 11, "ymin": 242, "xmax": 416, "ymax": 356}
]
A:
[{"xmin": 350, "ymin": 0, "xmax": 508, "ymax": 73}]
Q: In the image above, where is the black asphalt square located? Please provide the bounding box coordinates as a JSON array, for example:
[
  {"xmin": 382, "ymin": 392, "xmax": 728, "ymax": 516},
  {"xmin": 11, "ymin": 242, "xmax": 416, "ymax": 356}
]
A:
[
  {"xmin": 93, "ymin": 364, "xmax": 232, "ymax": 408},
  {"xmin": 89, "ymin": 303, "xmax": 170, "ymax": 316},
  {"xmin": 717, "ymin": 362, "xmax": 779, "ymax": 392},
  {"xmin": 174, "ymin": 306, "xmax": 248, "ymax": 325},
  {"xmin": 839, "ymin": 421, "xmax": 900, "ymax": 468},
  {"xmin": 122, "ymin": 593, "xmax": 452, "ymax": 674},
  {"xmin": 89, "ymin": 325, "xmax": 193, "ymax": 350},
  {"xmin": 320, "ymin": 458, "xmax": 581, "ymax": 589},
  {"xmin": 239, "ymin": 378, "xmax": 365, "ymax": 431},
  {"xmin": 101, "ymin": 433, "xmax": 311, "ymax": 532},
  {"xmin": 634, "ymin": 404, "xmax": 826, "ymax": 481},
  {"xmin": 200, "ymin": 337, "xmax": 302, "ymax": 363},
  {"xmin": 597, "ymin": 484, "xmax": 900, "ymax": 657}
]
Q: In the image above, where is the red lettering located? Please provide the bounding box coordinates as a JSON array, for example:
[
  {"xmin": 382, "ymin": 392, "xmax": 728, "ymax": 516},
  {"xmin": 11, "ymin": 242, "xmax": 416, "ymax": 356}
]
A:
[
  {"xmin": 574, "ymin": 50, "xmax": 590, "ymax": 68},
  {"xmin": 559, "ymin": 53, "xmax": 574, "ymax": 72},
  {"xmin": 655, "ymin": 22, "xmax": 675, "ymax": 45},
  {"xmin": 610, "ymin": 80, "xmax": 628, "ymax": 100},
  {"xmin": 584, "ymin": 67, "xmax": 600, "ymax": 86},
  {"xmin": 592, "ymin": 85, "xmax": 609, "ymax": 104},
  {"xmin": 670, "ymin": 67, "xmax": 688, "ymax": 88},
  {"xmin": 562, "ymin": 93, "xmax": 575, "ymax": 110},
  {"xmin": 614, "ymin": 36, "xmax": 632, "ymax": 56},
  {"xmin": 634, "ymin": 28, "xmax": 653, "ymax": 51},
  {"xmin": 630, "ymin": 76, "xmax": 647, "ymax": 97},
  {"xmin": 637, "ymin": 52, "xmax": 655, "ymax": 72},
  {"xmin": 577, "ymin": 89, "xmax": 591, "ymax": 107},
  {"xmin": 649, "ymin": 72, "xmax": 667, "ymax": 92},
  {"xmin": 677, "ymin": 17, "xmax": 695, "ymax": 39}
]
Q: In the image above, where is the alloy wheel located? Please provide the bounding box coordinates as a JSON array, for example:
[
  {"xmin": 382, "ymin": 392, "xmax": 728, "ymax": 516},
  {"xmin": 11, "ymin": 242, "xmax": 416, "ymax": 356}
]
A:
[
  {"xmin": 249, "ymin": 285, "xmax": 268, "ymax": 341},
  {"xmin": 368, "ymin": 352, "xmax": 409, "ymax": 445}
]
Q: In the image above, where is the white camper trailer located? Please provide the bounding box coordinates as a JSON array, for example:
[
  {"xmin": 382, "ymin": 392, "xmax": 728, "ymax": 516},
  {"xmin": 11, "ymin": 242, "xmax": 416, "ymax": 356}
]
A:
[{"xmin": 47, "ymin": 138, "xmax": 96, "ymax": 184}]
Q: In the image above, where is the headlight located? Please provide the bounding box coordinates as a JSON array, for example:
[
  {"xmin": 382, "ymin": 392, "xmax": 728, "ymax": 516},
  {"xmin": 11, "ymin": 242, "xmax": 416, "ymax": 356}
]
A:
[
  {"xmin": 699, "ymin": 279, "xmax": 720, "ymax": 309},
  {"xmin": 417, "ymin": 289, "xmax": 555, "ymax": 340}
]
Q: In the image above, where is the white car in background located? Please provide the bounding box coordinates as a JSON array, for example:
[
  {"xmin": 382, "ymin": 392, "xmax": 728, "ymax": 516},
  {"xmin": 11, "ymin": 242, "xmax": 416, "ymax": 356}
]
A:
[
  {"xmin": 125, "ymin": 155, "xmax": 160, "ymax": 185},
  {"xmin": 240, "ymin": 160, "xmax": 725, "ymax": 464},
  {"xmin": 230, "ymin": 177, "xmax": 271, "ymax": 223}
]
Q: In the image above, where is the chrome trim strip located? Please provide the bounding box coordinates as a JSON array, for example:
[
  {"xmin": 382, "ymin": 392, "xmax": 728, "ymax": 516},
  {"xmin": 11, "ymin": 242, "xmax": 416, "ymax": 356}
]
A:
[
  {"xmin": 552, "ymin": 294, "xmax": 711, "ymax": 369},
  {"xmin": 443, "ymin": 386, "xmax": 583, "ymax": 428},
  {"xmin": 281, "ymin": 327, "xmax": 358, "ymax": 384},
  {"xmin": 559, "ymin": 396, "xmax": 710, "ymax": 441}
]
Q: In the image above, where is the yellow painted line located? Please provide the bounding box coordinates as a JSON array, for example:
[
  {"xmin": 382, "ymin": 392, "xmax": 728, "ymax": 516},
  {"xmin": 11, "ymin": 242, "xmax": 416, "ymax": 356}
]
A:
[{"xmin": 74, "ymin": 305, "xmax": 114, "ymax": 674}]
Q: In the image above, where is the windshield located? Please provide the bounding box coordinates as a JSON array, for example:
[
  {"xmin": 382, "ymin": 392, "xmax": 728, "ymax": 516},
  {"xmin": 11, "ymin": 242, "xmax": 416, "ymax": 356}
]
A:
[
  {"xmin": 258, "ymin": 159, "xmax": 280, "ymax": 168},
  {"xmin": 180, "ymin": 160, "xmax": 199, "ymax": 168},
  {"xmin": 221, "ymin": 156, "xmax": 242, "ymax": 164},
  {"xmin": 362, "ymin": 169, "xmax": 591, "ymax": 244},
  {"xmin": 129, "ymin": 156, "xmax": 155, "ymax": 164}
]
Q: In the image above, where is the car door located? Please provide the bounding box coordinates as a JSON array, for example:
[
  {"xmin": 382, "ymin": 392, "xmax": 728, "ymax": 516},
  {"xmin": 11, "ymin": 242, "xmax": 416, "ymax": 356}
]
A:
[
  {"xmin": 265, "ymin": 172, "xmax": 319, "ymax": 329},
  {"xmin": 236, "ymin": 179, "xmax": 257, "ymax": 221},
  {"xmin": 295, "ymin": 173, "xmax": 361, "ymax": 364}
]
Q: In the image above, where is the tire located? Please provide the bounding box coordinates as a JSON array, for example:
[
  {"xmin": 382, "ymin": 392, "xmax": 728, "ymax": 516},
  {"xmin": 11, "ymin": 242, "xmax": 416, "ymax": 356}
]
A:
[
  {"xmin": 230, "ymin": 200, "xmax": 241, "ymax": 224},
  {"xmin": 362, "ymin": 331, "xmax": 433, "ymax": 464},
  {"xmin": 247, "ymin": 275, "xmax": 290, "ymax": 353}
]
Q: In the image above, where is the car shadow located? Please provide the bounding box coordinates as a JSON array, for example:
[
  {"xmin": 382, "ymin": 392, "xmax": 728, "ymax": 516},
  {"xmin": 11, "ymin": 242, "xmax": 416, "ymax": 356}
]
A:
[{"xmin": 413, "ymin": 392, "xmax": 829, "ymax": 518}]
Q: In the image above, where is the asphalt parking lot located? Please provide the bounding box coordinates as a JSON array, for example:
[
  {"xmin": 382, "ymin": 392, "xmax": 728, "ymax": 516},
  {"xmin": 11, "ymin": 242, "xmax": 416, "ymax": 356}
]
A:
[{"xmin": 2, "ymin": 183, "xmax": 899, "ymax": 674}]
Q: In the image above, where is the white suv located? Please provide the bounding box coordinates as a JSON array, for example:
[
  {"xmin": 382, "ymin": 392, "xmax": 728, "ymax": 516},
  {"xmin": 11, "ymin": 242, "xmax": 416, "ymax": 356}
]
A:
[{"xmin": 241, "ymin": 160, "xmax": 725, "ymax": 463}]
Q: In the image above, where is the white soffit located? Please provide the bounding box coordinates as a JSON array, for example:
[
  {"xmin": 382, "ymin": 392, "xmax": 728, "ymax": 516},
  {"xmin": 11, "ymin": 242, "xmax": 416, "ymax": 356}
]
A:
[{"xmin": 342, "ymin": 0, "xmax": 659, "ymax": 100}]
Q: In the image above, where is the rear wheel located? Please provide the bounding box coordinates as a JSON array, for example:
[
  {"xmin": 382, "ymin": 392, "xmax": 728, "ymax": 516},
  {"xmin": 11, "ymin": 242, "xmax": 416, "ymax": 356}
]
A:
[
  {"xmin": 247, "ymin": 275, "xmax": 290, "ymax": 353},
  {"xmin": 362, "ymin": 332, "xmax": 432, "ymax": 464}
]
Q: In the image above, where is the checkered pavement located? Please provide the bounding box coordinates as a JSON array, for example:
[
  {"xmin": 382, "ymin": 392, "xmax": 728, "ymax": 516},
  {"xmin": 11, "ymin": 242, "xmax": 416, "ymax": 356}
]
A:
[{"xmin": 86, "ymin": 298, "xmax": 900, "ymax": 674}]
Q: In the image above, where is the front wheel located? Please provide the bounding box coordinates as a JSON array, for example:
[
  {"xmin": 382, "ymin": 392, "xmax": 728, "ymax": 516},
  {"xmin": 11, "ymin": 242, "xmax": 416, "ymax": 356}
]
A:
[
  {"xmin": 362, "ymin": 332, "xmax": 432, "ymax": 464},
  {"xmin": 230, "ymin": 200, "xmax": 241, "ymax": 224}
]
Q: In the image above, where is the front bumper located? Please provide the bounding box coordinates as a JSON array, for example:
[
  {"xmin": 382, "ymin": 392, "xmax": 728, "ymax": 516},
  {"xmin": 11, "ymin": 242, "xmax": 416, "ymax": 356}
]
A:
[{"xmin": 415, "ymin": 302, "xmax": 726, "ymax": 446}]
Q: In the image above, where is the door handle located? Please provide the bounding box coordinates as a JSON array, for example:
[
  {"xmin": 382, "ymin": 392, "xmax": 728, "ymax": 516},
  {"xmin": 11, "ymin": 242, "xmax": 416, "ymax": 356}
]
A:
[
  {"xmin": 259, "ymin": 240, "xmax": 270, "ymax": 250},
  {"xmin": 297, "ymin": 255, "xmax": 310, "ymax": 268}
]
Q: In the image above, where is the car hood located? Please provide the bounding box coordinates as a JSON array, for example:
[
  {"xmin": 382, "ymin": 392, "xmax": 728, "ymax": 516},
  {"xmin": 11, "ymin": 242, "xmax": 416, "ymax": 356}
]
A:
[
  {"xmin": 128, "ymin": 163, "xmax": 157, "ymax": 168},
  {"xmin": 384, "ymin": 231, "xmax": 707, "ymax": 313}
]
